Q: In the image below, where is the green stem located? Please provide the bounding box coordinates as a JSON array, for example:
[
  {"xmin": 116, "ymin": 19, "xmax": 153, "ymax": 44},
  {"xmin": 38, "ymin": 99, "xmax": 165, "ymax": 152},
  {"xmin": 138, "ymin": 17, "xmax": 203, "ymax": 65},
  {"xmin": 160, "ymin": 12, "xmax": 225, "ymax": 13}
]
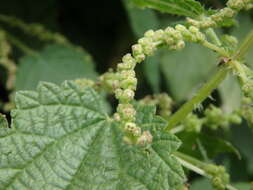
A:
[
  {"xmin": 206, "ymin": 28, "xmax": 222, "ymax": 46},
  {"xmin": 165, "ymin": 67, "xmax": 228, "ymax": 130},
  {"xmin": 234, "ymin": 28, "xmax": 253, "ymax": 59},
  {"xmin": 174, "ymin": 152, "xmax": 238, "ymax": 190},
  {"xmin": 6, "ymin": 33, "xmax": 36, "ymax": 55},
  {"xmin": 165, "ymin": 29, "xmax": 253, "ymax": 130},
  {"xmin": 202, "ymin": 40, "xmax": 229, "ymax": 57},
  {"xmin": 174, "ymin": 151, "xmax": 207, "ymax": 169}
]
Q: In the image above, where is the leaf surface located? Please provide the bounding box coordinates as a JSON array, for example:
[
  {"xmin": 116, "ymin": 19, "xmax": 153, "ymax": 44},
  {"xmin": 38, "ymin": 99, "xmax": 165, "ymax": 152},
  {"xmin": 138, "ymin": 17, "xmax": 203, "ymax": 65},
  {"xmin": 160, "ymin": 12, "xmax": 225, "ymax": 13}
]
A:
[
  {"xmin": 131, "ymin": 0, "xmax": 204, "ymax": 18},
  {"xmin": 0, "ymin": 81, "xmax": 185, "ymax": 190},
  {"xmin": 16, "ymin": 44, "xmax": 97, "ymax": 90}
]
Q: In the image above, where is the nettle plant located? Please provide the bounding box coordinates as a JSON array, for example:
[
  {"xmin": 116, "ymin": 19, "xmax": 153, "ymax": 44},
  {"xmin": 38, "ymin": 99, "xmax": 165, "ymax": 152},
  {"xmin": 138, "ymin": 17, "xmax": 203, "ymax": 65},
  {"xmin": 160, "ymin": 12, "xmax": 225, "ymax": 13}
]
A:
[{"xmin": 1, "ymin": 0, "xmax": 253, "ymax": 190}]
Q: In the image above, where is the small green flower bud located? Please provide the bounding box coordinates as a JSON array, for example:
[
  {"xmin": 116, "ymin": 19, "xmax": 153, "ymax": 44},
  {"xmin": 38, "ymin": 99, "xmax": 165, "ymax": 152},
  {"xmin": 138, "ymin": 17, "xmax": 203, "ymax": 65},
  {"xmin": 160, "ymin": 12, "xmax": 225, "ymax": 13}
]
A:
[
  {"xmin": 175, "ymin": 40, "xmax": 185, "ymax": 50},
  {"xmin": 165, "ymin": 37, "xmax": 175, "ymax": 45},
  {"xmin": 135, "ymin": 54, "xmax": 146, "ymax": 63},
  {"xmin": 120, "ymin": 70, "xmax": 136, "ymax": 79},
  {"xmin": 153, "ymin": 29, "xmax": 165, "ymax": 41},
  {"xmin": 137, "ymin": 131, "xmax": 153, "ymax": 146},
  {"xmin": 124, "ymin": 122, "xmax": 141, "ymax": 137},
  {"xmin": 175, "ymin": 24, "xmax": 192, "ymax": 40},
  {"xmin": 117, "ymin": 103, "xmax": 136, "ymax": 121},
  {"xmin": 189, "ymin": 26, "xmax": 199, "ymax": 34},
  {"xmin": 117, "ymin": 62, "xmax": 134, "ymax": 71},
  {"xmin": 138, "ymin": 37, "xmax": 156, "ymax": 56},
  {"xmin": 183, "ymin": 113, "xmax": 203, "ymax": 133},
  {"xmin": 228, "ymin": 113, "xmax": 242, "ymax": 124},
  {"xmin": 144, "ymin": 30, "xmax": 155, "ymax": 38},
  {"xmin": 120, "ymin": 77, "xmax": 137, "ymax": 90},
  {"xmin": 175, "ymin": 24, "xmax": 187, "ymax": 32},
  {"xmin": 122, "ymin": 53, "xmax": 136, "ymax": 66},
  {"xmin": 113, "ymin": 113, "xmax": 121, "ymax": 121},
  {"xmin": 116, "ymin": 88, "xmax": 135, "ymax": 102},
  {"xmin": 123, "ymin": 89, "xmax": 135, "ymax": 99},
  {"xmin": 187, "ymin": 18, "xmax": 202, "ymax": 27},
  {"xmin": 222, "ymin": 7, "xmax": 235, "ymax": 17},
  {"xmin": 227, "ymin": 0, "xmax": 245, "ymax": 10},
  {"xmin": 201, "ymin": 17, "xmax": 216, "ymax": 28},
  {"xmin": 132, "ymin": 44, "xmax": 143, "ymax": 56}
]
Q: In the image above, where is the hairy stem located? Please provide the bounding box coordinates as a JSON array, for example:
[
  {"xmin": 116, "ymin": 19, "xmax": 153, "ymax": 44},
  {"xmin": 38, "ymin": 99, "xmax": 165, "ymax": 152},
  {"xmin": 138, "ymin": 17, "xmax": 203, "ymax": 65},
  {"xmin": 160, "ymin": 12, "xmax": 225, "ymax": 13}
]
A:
[
  {"xmin": 165, "ymin": 67, "xmax": 228, "ymax": 130},
  {"xmin": 206, "ymin": 28, "xmax": 222, "ymax": 46},
  {"xmin": 174, "ymin": 152, "xmax": 238, "ymax": 190},
  {"xmin": 202, "ymin": 40, "xmax": 229, "ymax": 57},
  {"xmin": 234, "ymin": 28, "xmax": 253, "ymax": 59},
  {"xmin": 6, "ymin": 33, "xmax": 36, "ymax": 55},
  {"xmin": 165, "ymin": 29, "xmax": 253, "ymax": 130}
]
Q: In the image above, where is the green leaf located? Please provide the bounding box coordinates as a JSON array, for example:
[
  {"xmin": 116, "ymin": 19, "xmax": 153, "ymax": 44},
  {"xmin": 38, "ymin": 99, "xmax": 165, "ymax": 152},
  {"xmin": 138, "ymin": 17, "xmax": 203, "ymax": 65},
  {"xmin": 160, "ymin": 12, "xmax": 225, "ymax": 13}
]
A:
[
  {"xmin": 190, "ymin": 178, "xmax": 213, "ymax": 190},
  {"xmin": 0, "ymin": 81, "xmax": 185, "ymax": 189},
  {"xmin": 232, "ymin": 15, "xmax": 253, "ymax": 67},
  {"xmin": 122, "ymin": 0, "xmax": 160, "ymax": 37},
  {"xmin": 122, "ymin": 0, "xmax": 161, "ymax": 92},
  {"xmin": 178, "ymin": 132, "xmax": 241, "ymax": 160},
  {"xmin": 15, "ymin": 44, "xmax": 97, "ymax": 90},
  {"xmin": 218, "ymin": 75, "xmax": 242, "ymax": 113},
  {"xmin": 160, "ymin": 43, "xmax": 217, "ymax": 101},
  {"xmin": 131, "ymin": 0, "xmax": 205, "ymax": 18},
  {"xmin": 231, "ymin": 123, "xmax": 253, "ymax": 174},
  {"xmin": 190, "ymin": 178, "xmax": 251, "ymax": 190}
]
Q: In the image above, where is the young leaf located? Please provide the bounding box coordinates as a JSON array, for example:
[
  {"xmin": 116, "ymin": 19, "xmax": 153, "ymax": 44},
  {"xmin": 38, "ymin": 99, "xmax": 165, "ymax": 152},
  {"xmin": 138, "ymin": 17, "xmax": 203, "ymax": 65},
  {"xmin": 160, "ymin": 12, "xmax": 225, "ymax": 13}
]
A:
[
  {"xmin": 15, "ymin": 44, "xmax": 97, "ymax": 90},
  {"xmin": 0, "ymin": 81, "xmax": 185, "ymax": 190},
  {"xmin": 131, "ymin": 0, "xmax": 205, "ymax": 18}
]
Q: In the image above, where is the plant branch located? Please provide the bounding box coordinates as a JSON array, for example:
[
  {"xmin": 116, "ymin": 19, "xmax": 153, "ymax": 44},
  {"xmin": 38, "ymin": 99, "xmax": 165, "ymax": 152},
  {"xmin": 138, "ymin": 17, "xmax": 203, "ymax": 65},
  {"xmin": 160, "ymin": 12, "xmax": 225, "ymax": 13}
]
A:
[
  {"xmin": 174, "ymin": 152, "xmax": 238, "ymax": 190},
  {"xmin": 234, "ymin": 28, "xmax": 253, "ymax": 60},
  {"xmin": 165, "ymin": 29, "xmax": 253, "ymax": 131},
  {"xmin": 6, "ymin": 33, "xmax": 36, "ymax": 55},
  {"xmin": 205, "ymin": 28, "xmax": 222, "ymax": 46},
  {"xmin": 202, "ymin": 40, "xmax": 229, "ymax": 57},
  {"xmin": 165, "ymin": 67, "xmax": 228, "ymax": 130}
]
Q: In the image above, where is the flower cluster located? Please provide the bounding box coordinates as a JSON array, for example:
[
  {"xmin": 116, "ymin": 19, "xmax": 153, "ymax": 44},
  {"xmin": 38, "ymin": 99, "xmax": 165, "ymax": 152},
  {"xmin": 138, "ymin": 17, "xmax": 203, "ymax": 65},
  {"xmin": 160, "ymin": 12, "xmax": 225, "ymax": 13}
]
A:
[
  {"xmin": 139, "ymin": 93, "xmax": 173, "ymax": 119},
  {"xmin": 100, "ymin": 24, "xmax": 209, "ymax": 145},
  {"xmin": 205, "ymin": 164, "xmax": 230, "ymax": 190},
  {"xmin": 187, "ymin": 0, "xmax": 253, "ymax": 28},
  {"xmin": 183, "ymin": 113, "xmax": 203, "ymax": 133},
  {"xmin": 180, "ymin": 105, "xmax": 241, "ymax": 133},
  {"xmin": 0, "ymin": 14, "xmax": 68, "ymax": 44}
]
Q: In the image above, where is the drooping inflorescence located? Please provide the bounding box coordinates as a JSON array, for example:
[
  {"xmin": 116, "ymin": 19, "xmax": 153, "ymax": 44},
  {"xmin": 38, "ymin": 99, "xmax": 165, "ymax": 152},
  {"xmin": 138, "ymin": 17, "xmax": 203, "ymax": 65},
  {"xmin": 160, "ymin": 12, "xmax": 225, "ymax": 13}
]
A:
[
  {"xmin": 100, "ymin": 24, "xmax": 209, "ymax": 145},
  {"xmin": 187, "ymin": 0, "xmax": 253, "ymax": 28}
]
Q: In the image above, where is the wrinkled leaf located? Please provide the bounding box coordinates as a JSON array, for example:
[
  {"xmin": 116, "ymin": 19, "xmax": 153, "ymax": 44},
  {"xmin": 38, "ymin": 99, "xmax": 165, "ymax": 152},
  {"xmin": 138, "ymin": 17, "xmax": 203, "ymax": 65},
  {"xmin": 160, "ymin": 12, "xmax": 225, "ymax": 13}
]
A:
[
  {"xmin": 122, "ymin": 0, "xmax": 160, "ymax": 37},
  {"xmin": 0, "ymin": 81, "xmax": 185, "ymax": 190},
  {"xmin": 161, "ymin": 43, "xmax": 217, "ymax": 101},
  {"xmin": 123, "ymin": 0, "xmax": 161, "ymax": 92},
  {"xmin": 16, "ymin": 44, "xmax": 97, "ymax": 90},
  {"xmin": 178, "ymin": 132, "xmax": 241, "ymax": 160},
  {"xmin": 131, "ymin": 0, "xmax": 205, "ymax": 18}
]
